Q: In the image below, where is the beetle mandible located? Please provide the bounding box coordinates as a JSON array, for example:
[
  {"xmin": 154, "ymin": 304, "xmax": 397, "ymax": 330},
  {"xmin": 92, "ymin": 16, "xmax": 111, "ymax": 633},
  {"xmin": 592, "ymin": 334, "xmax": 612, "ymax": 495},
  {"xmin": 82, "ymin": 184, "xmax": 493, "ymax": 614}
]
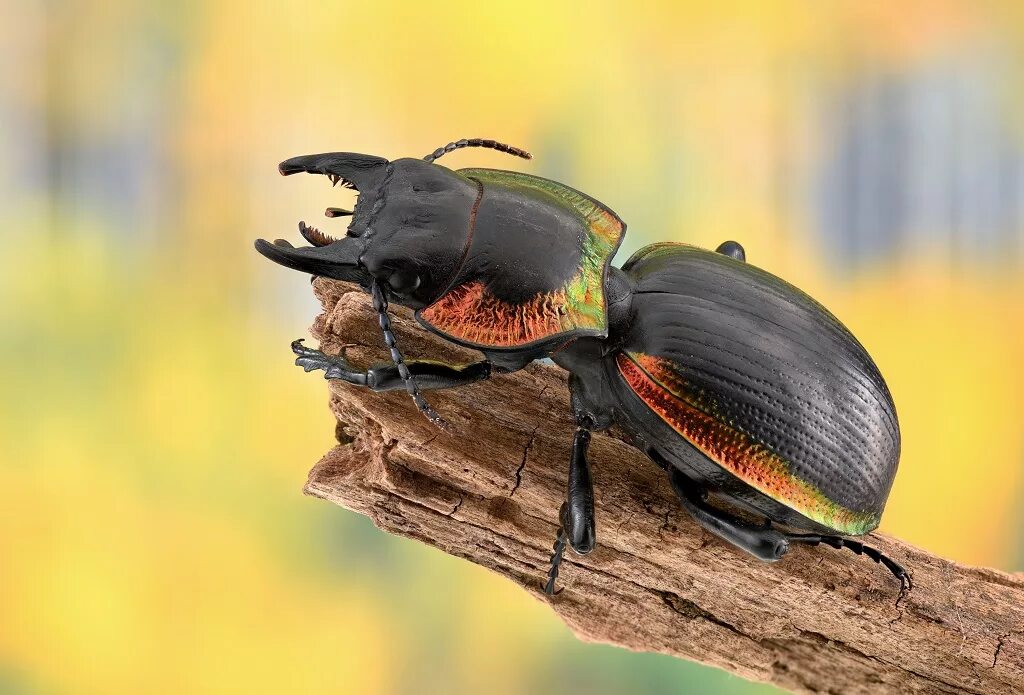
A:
[{"xmin": 255, "ymin": 138, "xmax": 907, "ymax": 594}]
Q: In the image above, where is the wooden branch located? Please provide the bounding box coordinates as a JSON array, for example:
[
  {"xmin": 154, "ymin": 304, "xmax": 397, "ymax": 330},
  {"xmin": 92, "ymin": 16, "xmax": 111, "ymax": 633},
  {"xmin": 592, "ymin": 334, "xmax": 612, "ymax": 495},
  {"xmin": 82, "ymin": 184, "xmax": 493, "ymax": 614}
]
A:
[{"xmin": 301, "ymin": 279, "xmax": 1024, "ymax": 695}]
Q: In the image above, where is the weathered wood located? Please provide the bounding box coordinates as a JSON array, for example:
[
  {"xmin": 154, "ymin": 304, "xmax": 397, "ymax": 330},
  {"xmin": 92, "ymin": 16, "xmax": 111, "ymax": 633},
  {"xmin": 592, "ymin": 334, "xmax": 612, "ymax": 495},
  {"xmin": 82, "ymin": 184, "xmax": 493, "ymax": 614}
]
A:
[{"xmin": 302, "ymin": 279, "xmax": 1024, "ymax": 695}]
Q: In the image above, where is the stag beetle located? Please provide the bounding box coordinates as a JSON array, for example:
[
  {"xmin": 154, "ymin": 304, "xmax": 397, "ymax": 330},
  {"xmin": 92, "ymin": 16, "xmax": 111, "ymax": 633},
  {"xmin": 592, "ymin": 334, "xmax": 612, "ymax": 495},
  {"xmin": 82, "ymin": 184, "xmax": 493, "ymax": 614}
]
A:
[{"xmin": 255, "ymin": 138, "xmax": 907, "ymax": 594}]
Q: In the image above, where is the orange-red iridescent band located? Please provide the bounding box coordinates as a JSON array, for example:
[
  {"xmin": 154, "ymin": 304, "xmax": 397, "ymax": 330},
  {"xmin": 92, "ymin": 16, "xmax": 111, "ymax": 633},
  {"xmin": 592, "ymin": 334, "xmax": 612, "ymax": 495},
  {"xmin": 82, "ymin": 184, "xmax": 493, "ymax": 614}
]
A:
[
  {"xmin": 419, "ymin": 280, "xmax": 593, "ymax": 347},
  {"xmin": 616, "ymin": 352, "xmax": 879, "ymax": 535}
]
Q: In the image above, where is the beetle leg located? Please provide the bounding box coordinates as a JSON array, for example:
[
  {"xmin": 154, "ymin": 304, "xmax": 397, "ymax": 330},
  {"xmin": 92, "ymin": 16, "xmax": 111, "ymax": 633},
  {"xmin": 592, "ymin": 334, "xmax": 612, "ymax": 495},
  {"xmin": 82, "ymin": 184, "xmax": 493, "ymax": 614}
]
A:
[
  {"xmin": 544, "ymin": 426, "xmax": 596, "ymax": 596},
  {"xmin": 543, "ymin": 372, "xmax": 615, "ymax": 595},
  {"xmin": 565, "ymin": 426, "xmax": 596, "ymax": 554},
  {"xmin": 668, "ymin": 466, "xmax": 911, "ymax": 591},
  {"xmin": 292, "ymin": 339, "xmax": 369, "ymax": 386},
  {"xmin": 785, "ymin": 534, "xmax": 911, "ymax": 592},
  {"xmin": 715, "ymin": 240, "xmax": 746, "ymax": 261},
  {"xmin": 669, "ymin": 468, "xmax": 789, "ymax": 562},
  {"xmin": 543, "ymin": 504, "xmax": 569, "ymax": 596},
  {"xmin": 291, "ymin": 339, "xmax": 492, "ymax": 392},
  {"xmin": 365, "ymin": 359, "xmax": 491, "ymax": 392}
]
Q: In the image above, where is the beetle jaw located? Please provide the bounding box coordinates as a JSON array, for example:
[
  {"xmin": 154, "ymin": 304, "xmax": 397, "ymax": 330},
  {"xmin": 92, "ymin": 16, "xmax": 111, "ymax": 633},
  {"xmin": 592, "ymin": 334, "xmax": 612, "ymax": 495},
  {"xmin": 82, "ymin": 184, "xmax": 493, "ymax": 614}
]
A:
[
  {"xmin": 254, "ymin": 234, "xmax": 371, "ymax": 286},
  {"xmin": 277, "ymin": 151, "xmax": 388, "ymax": 186},
  {"xmin": 256, "ymin": 151, "xmax": 389, "ymax": 284},
  {"xmin": 277, "ymin": 151, "xmax": 392, "ymax": 239}
]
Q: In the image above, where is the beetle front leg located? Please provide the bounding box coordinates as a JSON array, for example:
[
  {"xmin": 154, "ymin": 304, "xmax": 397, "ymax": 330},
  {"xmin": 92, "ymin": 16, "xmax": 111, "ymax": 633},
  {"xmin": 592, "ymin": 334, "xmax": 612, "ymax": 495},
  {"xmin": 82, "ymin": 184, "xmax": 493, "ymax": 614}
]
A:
[
  {"xmin": 366, "ymin": 359, "xmax": 492, "ymax": 392},
  {"xmin": 291, "ymin": 339, "xmax": 492, "ymax": 392},
  {"xmin": 292, "ymin": 339, "xmax": 369, "ymax": 385}
]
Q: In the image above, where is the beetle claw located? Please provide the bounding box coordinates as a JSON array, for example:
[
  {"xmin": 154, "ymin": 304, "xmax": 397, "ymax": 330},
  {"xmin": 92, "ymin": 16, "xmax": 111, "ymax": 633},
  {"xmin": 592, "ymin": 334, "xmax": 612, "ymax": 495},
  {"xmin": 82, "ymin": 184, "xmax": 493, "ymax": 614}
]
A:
[{"xmin": 291, "ymin": 339, "xmax": 332, "ymax": 372}]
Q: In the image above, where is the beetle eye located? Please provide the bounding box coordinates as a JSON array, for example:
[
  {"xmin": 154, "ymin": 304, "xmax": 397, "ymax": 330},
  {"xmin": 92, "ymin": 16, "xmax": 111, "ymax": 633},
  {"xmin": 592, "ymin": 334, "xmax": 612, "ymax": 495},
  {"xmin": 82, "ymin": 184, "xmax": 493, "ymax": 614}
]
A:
[{"xmin": 386, "ymin": 269, "xmax": 421, "ymax": 295}]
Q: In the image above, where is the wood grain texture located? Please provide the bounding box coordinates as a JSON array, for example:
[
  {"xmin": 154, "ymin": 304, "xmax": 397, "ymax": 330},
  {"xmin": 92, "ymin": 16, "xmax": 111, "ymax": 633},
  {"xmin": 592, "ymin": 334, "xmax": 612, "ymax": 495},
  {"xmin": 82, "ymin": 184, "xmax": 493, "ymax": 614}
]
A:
[{"xmin": 302, "ymin": 279, "xmax": 1024, "ymax": 695}]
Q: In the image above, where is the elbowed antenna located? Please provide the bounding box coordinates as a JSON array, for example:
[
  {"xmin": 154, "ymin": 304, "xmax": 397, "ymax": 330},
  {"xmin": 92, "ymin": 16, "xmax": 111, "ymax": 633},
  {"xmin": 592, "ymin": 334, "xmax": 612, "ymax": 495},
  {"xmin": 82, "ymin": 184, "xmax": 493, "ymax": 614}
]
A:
[
  {"xmin": 423, "ymin": 138, "xmax": 533, "ymax": 164},
  {"xmin": 370, "ymin": 279, "xmax": 449, "ymax": 430}
]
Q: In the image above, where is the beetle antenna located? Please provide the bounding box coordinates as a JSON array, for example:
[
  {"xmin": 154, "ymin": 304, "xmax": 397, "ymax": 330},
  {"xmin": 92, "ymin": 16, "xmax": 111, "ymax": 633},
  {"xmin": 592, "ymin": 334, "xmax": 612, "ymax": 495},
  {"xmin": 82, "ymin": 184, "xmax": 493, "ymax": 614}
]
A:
[
  {"xmin": 424, "ymin": 138, "xmax": 533, "ymax": 164},
  {"xmin": 370, "ymin": 279, "xmax": 449, "ymax": 430}
]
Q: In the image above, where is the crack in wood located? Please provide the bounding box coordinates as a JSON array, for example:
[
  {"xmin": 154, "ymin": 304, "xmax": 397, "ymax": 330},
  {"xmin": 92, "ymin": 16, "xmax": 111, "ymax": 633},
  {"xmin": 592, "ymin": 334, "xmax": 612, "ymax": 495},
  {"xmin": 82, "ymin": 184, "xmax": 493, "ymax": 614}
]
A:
[{"xmin": 510, "ymin": 425, "xmax": 539, "ymax": 497}]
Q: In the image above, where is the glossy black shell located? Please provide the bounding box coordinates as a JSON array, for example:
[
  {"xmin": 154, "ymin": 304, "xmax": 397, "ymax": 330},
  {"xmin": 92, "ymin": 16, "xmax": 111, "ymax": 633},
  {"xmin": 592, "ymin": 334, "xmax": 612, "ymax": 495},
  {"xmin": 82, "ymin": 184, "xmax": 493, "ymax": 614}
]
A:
[{"xmin": 611, "ymin": 244, "xmax": 900, "ymax": 530}]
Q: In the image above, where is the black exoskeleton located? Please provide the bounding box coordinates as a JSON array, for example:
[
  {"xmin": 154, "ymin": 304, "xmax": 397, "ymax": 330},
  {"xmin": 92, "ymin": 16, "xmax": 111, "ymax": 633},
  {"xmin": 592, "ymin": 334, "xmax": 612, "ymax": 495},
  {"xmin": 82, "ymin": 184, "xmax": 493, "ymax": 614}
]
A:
[{"xmin": 256, "ymin": 138, "xmax": 908, "ymax": 595}]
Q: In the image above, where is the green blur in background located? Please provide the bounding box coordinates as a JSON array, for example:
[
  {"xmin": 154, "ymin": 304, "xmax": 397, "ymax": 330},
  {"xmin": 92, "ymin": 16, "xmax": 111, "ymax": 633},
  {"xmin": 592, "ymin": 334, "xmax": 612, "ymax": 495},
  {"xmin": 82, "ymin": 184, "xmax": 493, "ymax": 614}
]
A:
[{"xmin": 2, "ymin": 2, "xmax": 1023, "ymax": 694}]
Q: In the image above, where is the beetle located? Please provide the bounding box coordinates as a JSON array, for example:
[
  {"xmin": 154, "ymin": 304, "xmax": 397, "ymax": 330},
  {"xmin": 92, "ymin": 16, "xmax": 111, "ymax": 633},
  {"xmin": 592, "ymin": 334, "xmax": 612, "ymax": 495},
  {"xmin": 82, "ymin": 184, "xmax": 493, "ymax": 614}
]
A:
[{"xmin": 255, "ymin": 138, "xmax": 908, "ymax": 595}]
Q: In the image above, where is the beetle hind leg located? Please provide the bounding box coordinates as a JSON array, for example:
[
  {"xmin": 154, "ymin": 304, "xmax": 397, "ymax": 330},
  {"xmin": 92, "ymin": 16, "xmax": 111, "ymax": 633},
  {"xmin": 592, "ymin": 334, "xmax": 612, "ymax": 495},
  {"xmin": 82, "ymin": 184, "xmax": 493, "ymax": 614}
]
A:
[
  {"xmin": 667, "ymin": 468, "xmax": 910, "ymax": 591},
  {"xmin": 785, "ymin": 534, "xmax": 911, "ymax": 591},
  {"xmin": 668, "ymin": 468, "xmax": 789, "ymax": 562}
]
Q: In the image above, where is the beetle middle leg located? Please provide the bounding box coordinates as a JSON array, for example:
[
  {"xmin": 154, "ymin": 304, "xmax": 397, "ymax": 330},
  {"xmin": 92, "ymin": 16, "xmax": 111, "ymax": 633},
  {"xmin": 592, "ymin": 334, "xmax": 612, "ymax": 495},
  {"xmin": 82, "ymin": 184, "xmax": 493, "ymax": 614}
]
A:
[
  {"xmin": 668, "ymin": 467, "xmax": 790, "ymax": 562},
  {"xmin": 544, "ymin": 425, "xmax": 597, "ymax": 595},
  {"xmin": 544, "ymin": 376, "xmax": 610, "ymax": 595},
  {"xmin": 291, "ymin": 339, "xmax": 492, "ymax": 392}
]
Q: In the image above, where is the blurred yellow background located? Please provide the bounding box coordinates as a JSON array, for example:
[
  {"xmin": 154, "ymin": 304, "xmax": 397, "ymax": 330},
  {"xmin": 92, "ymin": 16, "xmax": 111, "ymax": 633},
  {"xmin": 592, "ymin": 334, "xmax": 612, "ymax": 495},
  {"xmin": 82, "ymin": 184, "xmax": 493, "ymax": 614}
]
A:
[{"xmin": 2, "ymin": 2, "xmax": 1023, "ymax": 693}]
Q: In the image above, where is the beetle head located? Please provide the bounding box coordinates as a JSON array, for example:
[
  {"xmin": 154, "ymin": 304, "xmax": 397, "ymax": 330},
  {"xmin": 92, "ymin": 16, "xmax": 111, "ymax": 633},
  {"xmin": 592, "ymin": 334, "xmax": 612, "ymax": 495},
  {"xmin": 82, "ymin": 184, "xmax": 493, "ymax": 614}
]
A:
[
  {"xmin": 256, "ymin": 140, "xmax": 532, "ymax": 430},
  {"xmin": 255, "ymin": 151, "xmax": 480, "ymax": 309}
]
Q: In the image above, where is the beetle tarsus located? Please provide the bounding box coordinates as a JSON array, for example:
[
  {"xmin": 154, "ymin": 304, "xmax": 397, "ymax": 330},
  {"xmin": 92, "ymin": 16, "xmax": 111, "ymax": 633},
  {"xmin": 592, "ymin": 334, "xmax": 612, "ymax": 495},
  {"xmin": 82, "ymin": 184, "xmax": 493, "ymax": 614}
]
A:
[
  {"xmin": 291, "ymin": 339, "xmax": 369, "ymax": 385},
  {"xmin": 544, "ymin": 519, "xmax": 568, "ymax": 596},
  {"xmin": 786, "ymin": 534, "xmax": 911, "ymax": 590}
]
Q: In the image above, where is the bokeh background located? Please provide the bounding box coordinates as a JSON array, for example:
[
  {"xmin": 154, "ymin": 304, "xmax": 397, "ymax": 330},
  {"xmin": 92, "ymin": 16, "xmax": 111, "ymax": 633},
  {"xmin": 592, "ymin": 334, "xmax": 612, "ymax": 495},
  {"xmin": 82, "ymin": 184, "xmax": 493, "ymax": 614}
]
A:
[{"xmin": 2, "ymin": 2, "xmax": 1023, "ymax": 693}]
